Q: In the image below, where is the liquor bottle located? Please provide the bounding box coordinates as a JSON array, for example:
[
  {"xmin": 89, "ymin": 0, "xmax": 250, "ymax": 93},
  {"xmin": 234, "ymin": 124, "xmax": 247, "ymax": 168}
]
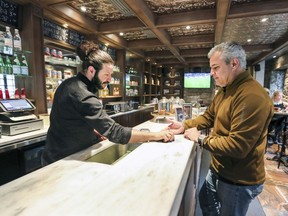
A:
[
  {"xmin": 12, "ymin": 53, "xmax": 21, "ymax": 75},
  {"xmin": 0, "ymin": 55, "xmax": 5, "ymax": 74},
  {"xmin": 13, "ymin": 29, "xmax": 22, "ymax": 51},
  {"xmin": 4, "ymin": 55, "xmax": 13, "ymax": 75},
  {"xmin": 4, "ymin": 26, "xmax": 13, "ymax": 55},
  {"xmin": 20, "ymin": 54, "xmax": 29, "ymax": 76}
]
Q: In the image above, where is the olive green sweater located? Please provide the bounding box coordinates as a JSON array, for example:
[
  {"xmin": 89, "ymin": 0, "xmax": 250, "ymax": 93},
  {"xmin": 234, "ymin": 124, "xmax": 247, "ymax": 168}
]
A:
[{"xmin": 184, "ymin": 71, "xmax": 273, "ymax": 185}]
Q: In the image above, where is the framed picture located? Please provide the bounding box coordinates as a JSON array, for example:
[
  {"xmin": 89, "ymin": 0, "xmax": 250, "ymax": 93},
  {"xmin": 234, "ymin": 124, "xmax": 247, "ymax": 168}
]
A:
[
  {"xmin": 174, "ymin": 106, "xmax": 185, "ymax": 122},
  {"xmin": 183, "ymin": 103, "xmax": 192, "ymax": 119}
]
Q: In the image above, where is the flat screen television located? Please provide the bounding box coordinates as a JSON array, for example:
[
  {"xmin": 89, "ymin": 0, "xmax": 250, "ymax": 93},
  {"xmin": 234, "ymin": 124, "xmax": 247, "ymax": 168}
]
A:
[{"xmin": 184, "ymin": 73, "xmax": 211, "ymax": 88}]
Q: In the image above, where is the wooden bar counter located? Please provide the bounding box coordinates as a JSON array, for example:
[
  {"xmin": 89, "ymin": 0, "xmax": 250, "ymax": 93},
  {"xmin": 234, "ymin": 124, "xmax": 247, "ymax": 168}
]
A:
[{"xmin": 0, "ymin": 120, "xmax": 200, "ymax": 216}]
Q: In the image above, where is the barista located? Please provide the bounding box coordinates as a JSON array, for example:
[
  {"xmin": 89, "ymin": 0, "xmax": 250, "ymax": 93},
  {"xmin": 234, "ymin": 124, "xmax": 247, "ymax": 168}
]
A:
[{"xmin": 42, "ymin": 41, "xmax": 174, "ymax": 165}]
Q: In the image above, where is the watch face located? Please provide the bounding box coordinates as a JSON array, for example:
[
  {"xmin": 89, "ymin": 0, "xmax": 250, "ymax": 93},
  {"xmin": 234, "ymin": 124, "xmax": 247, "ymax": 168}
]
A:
[{"xmin": 175, "ymin": 107, "xmax": 184, "ymax": 122}]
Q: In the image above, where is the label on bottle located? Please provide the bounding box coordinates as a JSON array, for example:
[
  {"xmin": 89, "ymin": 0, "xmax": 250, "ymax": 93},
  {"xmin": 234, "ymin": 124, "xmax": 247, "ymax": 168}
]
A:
[
  {"xmin": 14, "ymin": 40, "xmax": 21, "ymax": 51},
  {"xmin": 13, "ymin": 65, "xmax": 21, "ymax": 75},
  {"xmin": 21, "ymin": 65, "xmax": 29, "ymax": 75}
]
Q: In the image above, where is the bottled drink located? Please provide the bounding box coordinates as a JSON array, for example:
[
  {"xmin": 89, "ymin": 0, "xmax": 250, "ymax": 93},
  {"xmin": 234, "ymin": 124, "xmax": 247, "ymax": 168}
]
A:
[
  {"xmin": 21, "ymin": 88, "xmax": 26, "ymax": 98},
  {"xmin": 0, "ymin": 31, "xmax": 4, "ymax": 53},
  {"xmin": 5, "ymin": 89, "xmax": 10, "ymax": 99},
  {"xmin": 0, "ymin": 89, "xmax": 3, "ymax": 100},
  {"xmin": 20, "ymin": 54, "xmax": 29, "ymax": 75},
  {"xmin": 14, "ymin": 88, "xmax": 20, "ymax": 99},
  {"xmin": 4, "ymin": 55, "xmax": 13, "ymax": 74},
  {"xmin": 13, "ymin": 29, "xmax": 22, "ymax": 51},
  {"xmin": 0, "ymin": 55, "xmax": 5, "ymax": 74},
  {"xmin": 12, "ymin": 53, "xmax": 21, "ymax": 75},
  {"xmin": 4, "ymin": 26, "xmax": 13, "ymax": 55}
]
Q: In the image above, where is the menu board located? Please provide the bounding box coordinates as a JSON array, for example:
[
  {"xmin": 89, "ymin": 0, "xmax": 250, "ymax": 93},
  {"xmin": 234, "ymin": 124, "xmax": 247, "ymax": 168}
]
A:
[
  {"xmin": 0, "ymin": 0, "xmax": 19, "ymax": 27},
  {"xmin": 43, "ymin": 19, "xmax": 85, "ymax": 47}
]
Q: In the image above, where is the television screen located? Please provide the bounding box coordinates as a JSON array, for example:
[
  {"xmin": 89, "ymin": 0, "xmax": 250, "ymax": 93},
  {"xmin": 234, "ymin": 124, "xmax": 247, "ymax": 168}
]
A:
[{"xmin": 184, "ymin": 73, "xmax": 211, "ymax": 88}]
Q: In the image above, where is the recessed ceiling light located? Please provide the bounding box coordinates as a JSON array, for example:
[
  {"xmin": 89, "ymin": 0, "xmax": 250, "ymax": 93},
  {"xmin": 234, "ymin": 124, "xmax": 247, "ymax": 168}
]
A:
[
  {"xmin": 80, "ymin": 6, "xmax": 87, "ymax": 12},
  {"xmin": 261, "ymin": 18, "xmax": 268, "ymax": 22},
  {"xmin": 247, "ymin": 39, "xmax": 252, "ymax": 42},
  {"xmin": 119, "ymin": 32, "xmax": 124, "ymax": 36},
  {"xmin": 186, "ymin": 26, "xmax": 191, "ymax": 30},
  {"xmin": 273, "ymin": 55, "xmax": 277, "ymax": 58}
]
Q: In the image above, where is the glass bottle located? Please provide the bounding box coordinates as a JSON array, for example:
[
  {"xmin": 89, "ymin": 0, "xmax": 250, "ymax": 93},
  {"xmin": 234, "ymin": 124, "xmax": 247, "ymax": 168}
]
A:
[
  {"xmin": 4, "ymin": 26, "xmax": 13, "ymax": 55},
  {"xmin": 21, "ymin": 88, "xmax": 26, "ymax": 98},
  {"xmin": 12, "ymin": 53, "xmax": 21, "ymax": 75},
  {"xmin": 13, "ymin": 29, "xmax": 22, "ymax": 51},
  {"xmin": 5, "ymin": 89, "xmax": 10, "ymax": 99},
  {"xmin": 4, "ymin": 55, "xmax": 13, "ymax": 75},
  {"xmin": 0, "ymin": 55, "xmax": 5, "ymax": 74},
  {"xmin": 14, "ymin": 88, "xmax": 20, "ymax": 99},
  {"xmin": 0, "ymin": 32, "xmax": 5, "ymax": 54},
  {"xmin": 20, "ymin": 54, "xmax": 29, "ymax": 76}
]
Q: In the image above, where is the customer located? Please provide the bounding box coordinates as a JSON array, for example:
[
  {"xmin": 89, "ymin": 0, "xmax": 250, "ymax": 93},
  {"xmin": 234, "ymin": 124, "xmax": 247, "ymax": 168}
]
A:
[
  {"xmin": 168, "ymin": 42, "xmax": 274, "ymax": 216},
  {"xmin": 42, "ymin": 40, "xmax": 174, "ymax": 165},
  {"xmin": 268, "ymin": 90, "xmax": 288, "ymax": 144}
]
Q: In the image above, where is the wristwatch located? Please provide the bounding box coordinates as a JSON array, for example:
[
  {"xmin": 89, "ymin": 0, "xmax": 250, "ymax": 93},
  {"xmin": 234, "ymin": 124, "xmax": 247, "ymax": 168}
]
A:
[{"xmin": 198, "ymin": 134, "xmax": 206, "ymax": 147}]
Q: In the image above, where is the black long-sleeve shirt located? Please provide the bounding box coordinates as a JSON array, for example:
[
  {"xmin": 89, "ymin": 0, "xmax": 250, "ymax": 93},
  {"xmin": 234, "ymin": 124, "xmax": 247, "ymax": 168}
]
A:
[{"xmin": 42, "ymin": 73, "xmax": 132, "ymax": 164}]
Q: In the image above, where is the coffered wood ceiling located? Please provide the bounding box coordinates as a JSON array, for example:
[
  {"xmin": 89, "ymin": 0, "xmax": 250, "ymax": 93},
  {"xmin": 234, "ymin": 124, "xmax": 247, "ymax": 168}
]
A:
[{"xmin": 13, "ymin": 0, "xmax": 288, "ymax": 68}]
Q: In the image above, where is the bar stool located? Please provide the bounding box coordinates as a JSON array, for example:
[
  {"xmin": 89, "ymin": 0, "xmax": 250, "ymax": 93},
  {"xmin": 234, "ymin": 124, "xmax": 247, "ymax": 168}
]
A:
[{"xmin": 278, "ymin": 120, "xmax": 288, "ymax": 168}]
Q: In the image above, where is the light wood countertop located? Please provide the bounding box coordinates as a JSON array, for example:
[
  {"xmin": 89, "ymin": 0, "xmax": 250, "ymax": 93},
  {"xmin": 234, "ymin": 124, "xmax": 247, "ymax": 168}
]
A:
[{"xmin": 0, "ymin": 121, "xmax": 195, "ymax": 216}]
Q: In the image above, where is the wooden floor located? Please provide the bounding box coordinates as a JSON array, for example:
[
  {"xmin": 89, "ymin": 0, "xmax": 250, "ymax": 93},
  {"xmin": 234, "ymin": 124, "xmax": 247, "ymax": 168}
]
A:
[
  {"xmin": 195, "ymin": 146, "xmax": 288, "ymax": 216},
  {"xmin": 259, "ymin": 144, "xmax": 288, "ymax": 216}
]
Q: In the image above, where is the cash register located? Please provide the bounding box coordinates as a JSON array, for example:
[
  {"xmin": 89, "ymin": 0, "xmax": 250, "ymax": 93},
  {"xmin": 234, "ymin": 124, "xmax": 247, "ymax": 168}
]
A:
[{"xmin": 0, "ymin": 98, "xmax": 43, "ymax": 136}]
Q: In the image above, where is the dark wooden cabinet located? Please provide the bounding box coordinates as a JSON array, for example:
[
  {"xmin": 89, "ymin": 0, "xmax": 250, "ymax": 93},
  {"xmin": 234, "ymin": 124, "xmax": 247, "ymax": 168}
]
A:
[{"xmin": 112, "ymin": 107, "xmax": 153, "ymax": 127}]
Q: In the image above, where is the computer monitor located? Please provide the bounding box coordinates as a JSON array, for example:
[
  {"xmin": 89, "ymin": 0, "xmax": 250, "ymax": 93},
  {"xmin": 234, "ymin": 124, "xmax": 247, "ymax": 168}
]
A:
[{"xmin": 0, "ymin": 99, "xmax": 35, "ymax": 112}]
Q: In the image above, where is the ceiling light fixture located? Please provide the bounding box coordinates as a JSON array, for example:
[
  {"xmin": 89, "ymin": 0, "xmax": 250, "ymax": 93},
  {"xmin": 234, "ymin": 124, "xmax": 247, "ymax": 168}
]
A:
[
  {"xmin": 80, "ymin": 6, "xmax": 87, "ymax": 12},
  {"xmin": 119, "ymin": 32, "xmax": 124, "ymax": 36},
  {"xmin": 247, "ymin": 39, "xmax": 252, "ymax": 42},
  {"xmin": 273, "ymin": 55, "xmax": 277, "ymax": 58},
  {"xmin": 63, "ymin": 23, "xmax": 68, "ymax": 28},
  {"xmin": 261, "ymin": 18, "xmax": 268, "ymax": 22},
  {"xmin": 186, "ymin": 26, "xmax": 191, "ymax": 30}
]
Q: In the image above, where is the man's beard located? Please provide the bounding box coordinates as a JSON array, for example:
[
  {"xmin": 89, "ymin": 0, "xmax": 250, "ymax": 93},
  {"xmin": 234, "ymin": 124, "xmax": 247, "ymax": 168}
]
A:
[{"xmin": 91, "ymin": 73, "xmax": 103, "ymax": 93}]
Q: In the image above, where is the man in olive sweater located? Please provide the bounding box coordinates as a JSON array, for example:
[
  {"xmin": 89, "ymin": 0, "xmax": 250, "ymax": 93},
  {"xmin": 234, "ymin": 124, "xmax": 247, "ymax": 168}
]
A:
[{"xmin": 168, "ymin": 42, "xmax": 273, "ymax": 216}]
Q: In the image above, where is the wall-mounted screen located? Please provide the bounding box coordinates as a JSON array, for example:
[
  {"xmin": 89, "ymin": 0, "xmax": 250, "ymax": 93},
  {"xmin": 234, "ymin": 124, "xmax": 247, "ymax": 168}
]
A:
[{"xmin": 184, "ymin": 73, "xmax": 211, "ymax": 88}]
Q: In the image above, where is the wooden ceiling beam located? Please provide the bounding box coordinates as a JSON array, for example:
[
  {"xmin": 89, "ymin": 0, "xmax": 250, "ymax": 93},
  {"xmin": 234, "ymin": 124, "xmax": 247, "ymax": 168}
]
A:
[
  {"xmin": 123, "ymin": 0, "xmax": 186, "ymax": 64},
  {"xmin": 99, "ymin": 18, "xmax": 145, "ymax": 33},
  {"xmin": 156, "ymin": 8, "xmax": 216, "ymax": 28},
  {"xmin": 229, "ymin": 0, "xmax": 288, "ymax": 18},
  {"xmin": 172, "ymin": 34, "xmax": 214, "ymax": 46},
  {"xmin": 214, "ymin": 0, "xmax": 231, "ymax": 44}
]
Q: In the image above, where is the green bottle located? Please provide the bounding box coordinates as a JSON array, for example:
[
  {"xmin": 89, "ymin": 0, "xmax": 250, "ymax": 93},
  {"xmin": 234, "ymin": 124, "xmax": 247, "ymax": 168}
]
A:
[
  {"xmin": 0, "ymin": 55, "xmax": 5, "ymax": 74},
  {"xmin": 5, "ymin": 55, "xmax": 13, "ymax": 75},
  {"xmin": 20, "ymin": 54, "xmax": 29, "ymax": 76},
  {"xmin": 12, "ymin": 53, "xmax": 21, "ymax": 75}
]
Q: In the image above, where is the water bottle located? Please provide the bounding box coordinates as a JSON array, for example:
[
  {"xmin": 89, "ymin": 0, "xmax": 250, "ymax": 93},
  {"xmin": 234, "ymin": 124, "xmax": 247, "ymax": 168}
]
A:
[
  {"xmin": 0, "ymin": 55, "xmax": 5, "ymax": 74},
  {"xmin": 13, "ymin": 29, "xmax": 22, "ymax": 51},
  {"xmin": 5, "ymin": 56, "xmax": 13, "ymax": 75},
  {"xmin": 12, "ymin": 53, "xmax": 21, "ymax": 75},
  {"xmin": 20, "ymin": 54, "xmax": 29, "ymax": 75},
  {"xmin": 4, "ymin": 26, "xmax": 13, "ymax": 55}
]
